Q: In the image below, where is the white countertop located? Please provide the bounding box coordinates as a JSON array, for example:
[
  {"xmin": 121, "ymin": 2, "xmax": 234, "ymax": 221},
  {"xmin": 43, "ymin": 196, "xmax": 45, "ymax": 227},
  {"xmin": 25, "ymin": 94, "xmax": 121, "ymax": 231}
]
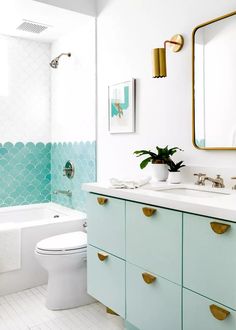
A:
[{"xmin": 82, "ymin": 182, "xmax": 236, "ymax": 222}]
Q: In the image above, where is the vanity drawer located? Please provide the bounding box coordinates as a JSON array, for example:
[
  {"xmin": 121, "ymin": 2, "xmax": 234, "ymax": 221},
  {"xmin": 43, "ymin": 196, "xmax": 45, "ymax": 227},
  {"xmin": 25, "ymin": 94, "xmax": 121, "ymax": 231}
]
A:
[
  {"xmin": 183, "ymin": 213, "xmax": 236, "ymax": 309},
  {"xmin": 126, "ymin": 262, "xmax": 181, "ymax": 330},
  {"xmin": 87, "ymin": 193, "xmax": 125, "ymax": 258},
  {"xmin": 87, "ymin": 245, "xmax": 125, "ymax": 318},
  {"xmin": 183, "ymin": 288, "xmax": 236, "ymax": 330},
  {"xmin": 126, "ymin": 201, "xmax": 182, "ymax": 284}
]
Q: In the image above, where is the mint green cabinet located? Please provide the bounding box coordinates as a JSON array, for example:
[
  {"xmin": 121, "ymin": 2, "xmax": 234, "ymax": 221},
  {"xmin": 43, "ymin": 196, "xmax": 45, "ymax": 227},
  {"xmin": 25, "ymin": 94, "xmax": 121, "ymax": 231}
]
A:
[
  {"xmin": 126, "ymin": 201, "xmax": 182, "ymax": 284},
  {"xmin": 87, "ymin": 245, "xmax": 125, "ymax": 318},
  {"xmin": 87, "ymin": 194, "xmax": 125, "ymax": 258},
  {"xmin": 183, "ymin": 213, "xmax": 236, "ymax": 309},
  {"xmin": 183, "ymin": 289, "xmax": 236, "ymax": 330},
  {"xmin": 126, "ymin": 262, "xmax": 181, "ymax": 330}
]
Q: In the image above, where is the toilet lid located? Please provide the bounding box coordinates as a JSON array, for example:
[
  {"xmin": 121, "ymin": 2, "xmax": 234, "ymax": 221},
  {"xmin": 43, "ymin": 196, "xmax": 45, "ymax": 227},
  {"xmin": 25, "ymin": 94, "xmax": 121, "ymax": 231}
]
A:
[{"xmin": 36, "ymin": 231, "xmax": 87, "ymax": 252}]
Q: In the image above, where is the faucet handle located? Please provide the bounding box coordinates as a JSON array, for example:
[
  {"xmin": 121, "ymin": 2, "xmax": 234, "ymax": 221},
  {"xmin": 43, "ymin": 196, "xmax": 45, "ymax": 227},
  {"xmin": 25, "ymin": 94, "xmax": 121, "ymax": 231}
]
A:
[
  {"xmin": 231, "ymin": 177, "xmax": 236, "ymax": 189},
  {"xmin": 194, "ymin": 173, "xmax": 206, "ymax": 185}
]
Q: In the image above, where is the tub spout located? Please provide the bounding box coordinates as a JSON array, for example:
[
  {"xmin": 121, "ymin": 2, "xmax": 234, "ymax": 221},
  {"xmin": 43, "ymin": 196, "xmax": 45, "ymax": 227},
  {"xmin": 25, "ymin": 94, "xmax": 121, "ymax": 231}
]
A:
[{"xmin": 53, "ymin": 190, "xmax": 72, "ymax": 197}]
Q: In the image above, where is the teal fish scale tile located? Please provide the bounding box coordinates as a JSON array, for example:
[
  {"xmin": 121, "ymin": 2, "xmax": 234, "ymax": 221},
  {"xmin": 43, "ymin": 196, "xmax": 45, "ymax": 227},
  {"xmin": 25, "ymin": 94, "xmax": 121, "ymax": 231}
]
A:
[
  {"xmin": 0, "ymin": 142, "xmax": 51, "ymax": 207},
  {"xmin": 51, "ymin": 141, "xmax": 96, "ymax": 211}
]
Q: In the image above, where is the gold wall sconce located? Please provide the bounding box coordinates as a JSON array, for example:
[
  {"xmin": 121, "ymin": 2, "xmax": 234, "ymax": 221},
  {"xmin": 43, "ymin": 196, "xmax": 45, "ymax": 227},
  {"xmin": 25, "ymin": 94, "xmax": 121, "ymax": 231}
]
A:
[{"xmin": 152, "ymin": 34, "xmax": 184, "ymax": 78}]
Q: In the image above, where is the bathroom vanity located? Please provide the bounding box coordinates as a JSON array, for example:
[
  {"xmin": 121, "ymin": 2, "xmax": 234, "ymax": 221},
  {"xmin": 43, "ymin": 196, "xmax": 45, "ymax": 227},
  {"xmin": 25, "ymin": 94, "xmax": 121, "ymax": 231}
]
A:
[{"xmin": 83, "ymin": 182, "xmax": 236, "ymax": 330}]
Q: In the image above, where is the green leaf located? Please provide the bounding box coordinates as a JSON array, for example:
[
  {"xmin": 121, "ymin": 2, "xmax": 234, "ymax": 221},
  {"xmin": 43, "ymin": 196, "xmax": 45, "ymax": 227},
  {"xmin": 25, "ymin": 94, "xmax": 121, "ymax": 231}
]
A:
[{"xmin": 140, "ymin": 157, "xmax": 152, "ymax": 169}]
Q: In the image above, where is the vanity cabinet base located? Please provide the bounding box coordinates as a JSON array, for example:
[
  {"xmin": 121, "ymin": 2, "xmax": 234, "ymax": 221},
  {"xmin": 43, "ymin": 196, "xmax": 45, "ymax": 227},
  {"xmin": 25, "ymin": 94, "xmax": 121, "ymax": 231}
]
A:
[
  {"xmin": 87, "ymin": 245, "xmax": 125, "ymax": 318},
  {"xmin": 183, "ymin": 289, "xmax": 236, "ymax": 330},
  {"xmin": 126, "ymin": 262, "xmax": 182, "ymax": 330}
]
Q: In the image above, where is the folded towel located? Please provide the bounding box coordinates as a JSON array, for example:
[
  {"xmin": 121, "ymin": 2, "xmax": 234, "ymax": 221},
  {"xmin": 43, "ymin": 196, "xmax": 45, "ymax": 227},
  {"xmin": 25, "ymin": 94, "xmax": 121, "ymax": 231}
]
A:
[
  {"xmin": 110, "ymin": 176, "xmax": 151, "ymax": 189},
  {"xmin": 0, "ymin": 223, "xmax": 21, "ymax": 273}
]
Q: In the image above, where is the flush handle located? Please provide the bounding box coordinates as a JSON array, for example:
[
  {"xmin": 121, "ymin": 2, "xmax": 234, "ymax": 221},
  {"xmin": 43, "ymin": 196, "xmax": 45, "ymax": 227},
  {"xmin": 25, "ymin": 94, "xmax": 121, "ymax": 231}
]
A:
[
  {"xmin": 210, "ymin": 304, "xmax": 230, "ymax": 321},
  {"xmin": 97, "ymin": 197, "xmax": 108, "ymax": 205},
  {"xmin": 97, "ymin": 252, "xmax": 109, "ymax": 261},
  {"xmin": 210, "ymin": 222, "xmax": 231, "ymax": 234},
  {"xmin": 142, "ymin": 207, "xmax": 156, "ymax": 217},
  {"xmin": 142, "ymin": 272, "xmax": 157, "ymax": 284}
]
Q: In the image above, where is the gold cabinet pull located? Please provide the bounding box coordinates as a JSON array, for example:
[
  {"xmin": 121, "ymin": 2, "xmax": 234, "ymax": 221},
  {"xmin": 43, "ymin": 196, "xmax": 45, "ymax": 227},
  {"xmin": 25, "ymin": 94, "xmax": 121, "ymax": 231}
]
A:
[
  {"xmin": 97, "ymin": 252, "xmax": 108, "ymax": 261},
  {"xmin": 106, "ymin": 307, "xmax": 119, "ymax": 316},
  {"xmin": 142, "ymin": 207, "xmax": 156, "ymax": 217},
  {"xmin": 210, "ymin": 304, "xmax": 230, "ymax": 321},
  {"xmin": 142, "ymin": 272, "xmax": 157, "ymax": 284},
  {"xmin": 97, "ymin": 197, "xmax": 108, "ymax": 205},
  {"xmin": 210, "ymin": 222, "xmax": 231, "ymax": 234}
]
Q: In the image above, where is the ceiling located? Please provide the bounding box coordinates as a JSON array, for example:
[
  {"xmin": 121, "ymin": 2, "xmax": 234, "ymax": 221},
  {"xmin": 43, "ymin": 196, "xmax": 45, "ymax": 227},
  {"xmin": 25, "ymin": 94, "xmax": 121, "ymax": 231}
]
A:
[{"xmin": 0, "ymin": 0, "xmax": 94, "ymax": 43}]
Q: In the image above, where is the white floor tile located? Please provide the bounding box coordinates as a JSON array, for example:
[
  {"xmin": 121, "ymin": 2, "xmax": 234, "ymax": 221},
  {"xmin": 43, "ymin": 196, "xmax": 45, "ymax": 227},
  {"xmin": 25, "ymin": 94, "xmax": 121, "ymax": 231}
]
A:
[{"xmin": 0, "ymin": 286, "xmax": 124, "ymax": 330}]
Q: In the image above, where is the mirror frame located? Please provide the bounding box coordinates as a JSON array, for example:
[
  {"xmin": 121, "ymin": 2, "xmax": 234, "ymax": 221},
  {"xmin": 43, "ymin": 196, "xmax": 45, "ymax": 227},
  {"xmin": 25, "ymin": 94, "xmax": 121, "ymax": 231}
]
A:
[{"xmin": 192, "ymin": 11, "xmax": 236, "ymax": 150}]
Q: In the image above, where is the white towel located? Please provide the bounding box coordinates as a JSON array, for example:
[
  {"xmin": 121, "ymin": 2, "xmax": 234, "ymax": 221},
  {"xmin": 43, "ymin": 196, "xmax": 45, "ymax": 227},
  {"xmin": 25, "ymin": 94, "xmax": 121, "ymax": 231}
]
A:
[
  {"xmin": 110, "ymin": 176, "xmax": 151, "ymax": 189},
  {"xmin": 0, "ymin": 223, "xmax": 21, "ymax": 273}
]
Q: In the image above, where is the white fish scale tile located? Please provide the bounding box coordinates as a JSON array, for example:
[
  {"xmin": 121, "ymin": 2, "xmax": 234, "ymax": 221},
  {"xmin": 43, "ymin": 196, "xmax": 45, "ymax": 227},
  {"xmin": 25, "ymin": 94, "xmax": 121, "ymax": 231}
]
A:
[{"xmin": 0, "ymin": 286, "xmax": 124, "ymax": 330}]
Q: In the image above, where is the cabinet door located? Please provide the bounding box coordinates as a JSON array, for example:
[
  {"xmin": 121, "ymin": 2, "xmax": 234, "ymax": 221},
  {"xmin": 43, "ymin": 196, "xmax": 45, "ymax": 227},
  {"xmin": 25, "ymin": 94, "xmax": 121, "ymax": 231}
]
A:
[
  {"xmin": 183, "ymin": 213, "xmax": 236, "ymax": 309},
  {"xmin": 184, "ymin": 289, "xmax": 236, "ymax": 330},
  {"xmin": 87, "ymin": 193, "xmax": 125, "ymax": 258},
  {"xmin": 126, "ymin": 262, "xmax": 181, "ymax": 330},
  {"xmin": 87, "ymin": 245, "xmax": 125, "ymax": 318},
  {"xmin": 126, "ymin": 201, "xmax": 182, "ymax": 284}
]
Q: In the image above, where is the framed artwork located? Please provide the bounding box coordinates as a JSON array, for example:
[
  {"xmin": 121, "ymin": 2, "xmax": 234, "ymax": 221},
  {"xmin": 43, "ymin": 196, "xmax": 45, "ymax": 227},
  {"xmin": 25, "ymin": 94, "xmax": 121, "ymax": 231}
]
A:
[{"xmin": 108, "ymin": 79, "xmax": 135, "ymax": 133}]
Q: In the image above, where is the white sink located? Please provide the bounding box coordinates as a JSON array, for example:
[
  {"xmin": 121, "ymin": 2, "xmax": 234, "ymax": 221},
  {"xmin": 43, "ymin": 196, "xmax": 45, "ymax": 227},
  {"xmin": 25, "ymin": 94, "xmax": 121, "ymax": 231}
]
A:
[{"xmin": 144, "ymin": 186, "xmax": 231, "ymax": 198}]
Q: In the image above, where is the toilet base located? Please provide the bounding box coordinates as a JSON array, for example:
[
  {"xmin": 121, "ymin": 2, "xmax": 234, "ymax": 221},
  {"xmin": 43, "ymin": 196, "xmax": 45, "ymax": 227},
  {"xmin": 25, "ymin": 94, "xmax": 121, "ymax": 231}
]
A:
[
  {"xmin": 35, "ymin": 248, "xmax": 95, "ymax": 311},
  {"xmin": 46, "ymin": 265, "xmax": 95, "ymax": 310}
]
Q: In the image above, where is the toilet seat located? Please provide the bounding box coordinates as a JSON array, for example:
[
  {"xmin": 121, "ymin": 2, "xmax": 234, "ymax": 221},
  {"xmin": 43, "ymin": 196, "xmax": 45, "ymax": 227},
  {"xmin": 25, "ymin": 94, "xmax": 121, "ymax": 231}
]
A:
[{"xmin": 35, "ymin": 231, "xmax": 87, "ymax": 255}]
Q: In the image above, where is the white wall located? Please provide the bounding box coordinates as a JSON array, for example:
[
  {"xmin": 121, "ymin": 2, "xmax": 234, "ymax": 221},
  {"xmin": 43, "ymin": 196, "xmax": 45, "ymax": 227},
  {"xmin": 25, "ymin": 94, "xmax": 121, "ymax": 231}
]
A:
[
  {"xmin": 0, "ymin": 35, "xmax": 51, "ymax": 143},
  {"xmin": 51, "ymin": 19, "xmax": 96, "ymax": 142},
  {"xmin": 33, "ymin": 0, "xmax": 97, "ymax": 17},
  {"xmin": 96, "ymin": 0, "xmax": 236, "ymax": 181}
]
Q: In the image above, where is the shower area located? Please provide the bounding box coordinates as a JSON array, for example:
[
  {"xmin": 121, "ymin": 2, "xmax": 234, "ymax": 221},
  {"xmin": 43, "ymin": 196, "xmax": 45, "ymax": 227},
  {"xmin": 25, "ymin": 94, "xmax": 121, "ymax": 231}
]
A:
[
  {"xmin": 0, "ymin": 6, "xmax": 96, "ymax": 211},
  {"xmin": 0, "ymin": 2, "xmax": 96, "ymax": 296}
]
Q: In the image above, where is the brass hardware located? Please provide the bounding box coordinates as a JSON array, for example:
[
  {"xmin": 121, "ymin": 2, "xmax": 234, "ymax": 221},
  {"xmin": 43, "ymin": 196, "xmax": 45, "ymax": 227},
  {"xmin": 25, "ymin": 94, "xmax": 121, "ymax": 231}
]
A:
[
  {"xmin": 97, "ymin": 197, "xmax": 108, "ymax": 205},
  {"xmin": 210, "ymin": 222, "xmax": 231, "ymax": 234},
  {"xmin": 192, "ymin": 11, "xmax": 236, "ymax": 150},
  {"xmin": 169, "ymin": 34, "xmax": 184, "ymax": 52},
  {"xmin": 153, "ymin": 34, "xmax": 184, "ymax": 78},
  {"xmin": 142, "ymin": 207, "xmax": 156, "ymax": 217},
  {"xmin": 97, "ymin": 252, "xmax": 109, "ymax": 261},
  {"xmin": 152, "ymin": 48, "xmax": 166, "ymax": 78},
  {"xmin": 210, "ymin": 304, "xmax": 230, "ymax": 321},
  {"xmin": 194, "ymin": 173, "xmax": 206, "ymax": 185},
  {"xmin": 231, "ymin": 177, "xmax": 236, "ymax": 190},
  {"xmin": 106, "ymin": 307, "xmax": 119, "ymax": 316},
  {"xmin": 203, "ymin": 175, "xmax": 225, "ymax": 188},
  {"xmin": 142, "ymin": 272, "xmax": 157, "ymax": 284}
]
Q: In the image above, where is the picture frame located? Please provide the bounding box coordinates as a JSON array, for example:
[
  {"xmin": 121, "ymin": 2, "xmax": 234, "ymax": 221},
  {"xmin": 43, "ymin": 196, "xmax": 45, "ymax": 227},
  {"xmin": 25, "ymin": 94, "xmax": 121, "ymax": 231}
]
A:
[{"xmin": 108, "ymin": 78, "xmax": 135, "ymax": 133}]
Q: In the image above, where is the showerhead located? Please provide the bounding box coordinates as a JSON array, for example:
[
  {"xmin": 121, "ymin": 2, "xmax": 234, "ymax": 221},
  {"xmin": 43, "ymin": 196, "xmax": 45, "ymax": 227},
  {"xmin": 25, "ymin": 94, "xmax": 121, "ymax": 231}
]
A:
[{"xmin": 49, "ymin": 52, "xmax": 71, "ymax": 69}]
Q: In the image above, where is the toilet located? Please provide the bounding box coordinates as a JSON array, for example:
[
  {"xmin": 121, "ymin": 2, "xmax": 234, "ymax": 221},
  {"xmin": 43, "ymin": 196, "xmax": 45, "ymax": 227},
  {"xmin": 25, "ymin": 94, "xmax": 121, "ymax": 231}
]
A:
[{"xmin": 35, "ymin": 231, "xmax": 94, "ymax": 310}]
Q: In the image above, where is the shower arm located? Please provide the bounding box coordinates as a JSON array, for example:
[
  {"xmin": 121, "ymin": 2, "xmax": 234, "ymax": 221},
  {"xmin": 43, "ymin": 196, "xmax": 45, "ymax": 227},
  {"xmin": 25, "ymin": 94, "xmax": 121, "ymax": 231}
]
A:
[{"xmin": 56, "ymin": 53, "xmax": 71, "ymax": 60}]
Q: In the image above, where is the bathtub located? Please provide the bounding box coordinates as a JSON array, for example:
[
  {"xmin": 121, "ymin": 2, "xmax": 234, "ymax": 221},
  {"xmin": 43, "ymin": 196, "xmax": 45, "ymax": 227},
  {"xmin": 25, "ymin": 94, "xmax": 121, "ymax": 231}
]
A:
[{"xmin": 0, "ymin": 202, "xmax": 86, "ymax": 296}]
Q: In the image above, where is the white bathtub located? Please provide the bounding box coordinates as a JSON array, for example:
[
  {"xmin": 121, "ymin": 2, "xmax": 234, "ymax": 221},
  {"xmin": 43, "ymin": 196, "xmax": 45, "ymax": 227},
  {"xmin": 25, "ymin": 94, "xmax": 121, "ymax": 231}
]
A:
[{"xmin": 0, "ymin": 202, "xmax": 86, "ymax": 296}]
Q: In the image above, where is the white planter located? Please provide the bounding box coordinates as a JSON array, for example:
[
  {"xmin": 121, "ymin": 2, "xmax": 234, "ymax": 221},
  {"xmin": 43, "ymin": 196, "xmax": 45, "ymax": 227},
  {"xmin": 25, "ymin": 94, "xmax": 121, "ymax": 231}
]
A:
[
  {"xmin": 151, "ymin": 164, "xmax": 168, "ymax": 181},
  {"xmin": 167, "ymin": 171, "xmax": 181, "ymax": 184}
]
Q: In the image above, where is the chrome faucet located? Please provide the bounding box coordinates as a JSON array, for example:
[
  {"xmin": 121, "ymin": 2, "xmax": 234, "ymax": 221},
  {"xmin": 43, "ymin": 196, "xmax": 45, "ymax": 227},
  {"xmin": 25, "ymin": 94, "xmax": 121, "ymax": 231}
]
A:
[
  {"xmin": 53, "ymin": 190, "xmax": 72, "ymax": 197},
  {"xmin": 203, "ymin": 175, "xmax": 225, "ymax": 188}
]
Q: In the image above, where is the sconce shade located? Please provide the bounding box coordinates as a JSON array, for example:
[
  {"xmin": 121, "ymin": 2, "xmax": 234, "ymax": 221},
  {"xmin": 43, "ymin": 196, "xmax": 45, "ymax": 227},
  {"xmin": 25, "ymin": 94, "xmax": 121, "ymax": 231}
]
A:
[{"xmin": 152, "ymin": 48, "xmax": 167, "ymax": 78}]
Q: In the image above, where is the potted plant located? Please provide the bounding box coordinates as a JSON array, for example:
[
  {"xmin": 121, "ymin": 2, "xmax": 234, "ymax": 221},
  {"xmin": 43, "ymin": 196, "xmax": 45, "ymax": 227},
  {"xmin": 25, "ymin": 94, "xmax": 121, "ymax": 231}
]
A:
[
  {"xmin": 167, "ymin": 160, "xmax": 185, "ymax": 184},
  {"xmin": 134, "ymin": 146, "xmax": 183, "ymax": 181}
]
